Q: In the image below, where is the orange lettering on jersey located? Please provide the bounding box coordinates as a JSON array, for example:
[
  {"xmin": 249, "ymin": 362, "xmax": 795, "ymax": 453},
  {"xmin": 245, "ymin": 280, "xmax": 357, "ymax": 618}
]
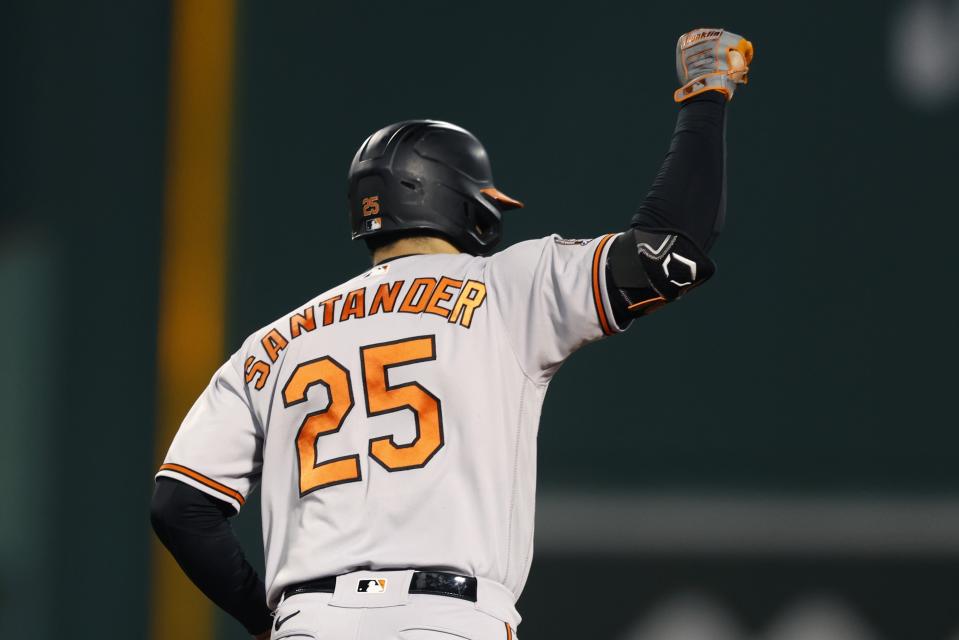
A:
[
  {"xmin": 425, "ymin": 276, "xmax": 463, "ymax": 319},
  {"xmin": 363, "ymin": 336, "xmax": 444, "ymax": 471},
  {"xmin": 340, "ymin": 288, "xmax": 366, "ymax": 322},
  {"xmin": 284, "ymin": 357, "xmax": 361, "ymax": 495},
  {"xmin": 244, "ymin": 356, "xmax": 270, "ymax": 390},
  {"xmin": 399, "ymin": 278, "xmax": 438, "ymax": 314},
  {"xmin": 262, "ymin": 329, "xmax": 289, "ymax": 363},
  {"xmin": 318, "ymin": 295, "xmax": 342, "ymax": 326},
  {"xmin": 448, "ymin": 280, "xmax": 487, "ymax": 328},
  {"xmin": 290, "ymin": 306, "xmax": 317, "ymax": 338},
  {"xmin": 369, "ymin": 281, "xmax": 403, "ymax": 315}
]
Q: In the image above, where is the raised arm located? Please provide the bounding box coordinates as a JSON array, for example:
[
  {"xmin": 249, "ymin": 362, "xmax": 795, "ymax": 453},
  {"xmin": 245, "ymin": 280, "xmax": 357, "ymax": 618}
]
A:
[{"xmin": 607, "ymin": 28, "xmax": 754, "ymax": 322}]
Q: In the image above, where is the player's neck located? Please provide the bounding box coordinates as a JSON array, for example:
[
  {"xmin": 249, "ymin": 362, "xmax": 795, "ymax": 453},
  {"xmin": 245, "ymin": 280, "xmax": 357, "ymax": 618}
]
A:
[{"xmin": 372, "ymin": 236, "xmax": 462, "ymax": 265}]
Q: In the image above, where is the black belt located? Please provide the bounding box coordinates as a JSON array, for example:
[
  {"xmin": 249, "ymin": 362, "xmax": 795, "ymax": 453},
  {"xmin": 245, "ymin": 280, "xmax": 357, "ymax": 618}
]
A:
[{"xmin": 284, "ymin": 570, "xmax": 478, "ymax": 602}]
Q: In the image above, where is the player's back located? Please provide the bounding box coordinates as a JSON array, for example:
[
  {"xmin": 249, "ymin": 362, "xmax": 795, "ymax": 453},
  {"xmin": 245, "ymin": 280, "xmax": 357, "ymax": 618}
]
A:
[
  {"xmin": 251, "ymin": 254, "xmax": 535, "ymax": 604},
  {"xmin": 157, "ymin": 234, "xmax": 621, "ymax": 614},
  {"xmin": 243, "ymin": 252, "xmax": 539, "ymax": 608}
]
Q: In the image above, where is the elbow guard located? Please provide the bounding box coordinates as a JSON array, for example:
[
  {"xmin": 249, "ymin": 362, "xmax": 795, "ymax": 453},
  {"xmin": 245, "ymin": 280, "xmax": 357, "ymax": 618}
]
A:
[{"xmin": 607, "ymin": 228, "xmax": 716, "ymax": 317}]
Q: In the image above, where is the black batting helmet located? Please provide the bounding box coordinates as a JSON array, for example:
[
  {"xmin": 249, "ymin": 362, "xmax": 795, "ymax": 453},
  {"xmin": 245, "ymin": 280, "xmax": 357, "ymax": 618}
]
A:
[{"xmin": 348, "ymin": 120, "xmax": 523, "ymax": 256}]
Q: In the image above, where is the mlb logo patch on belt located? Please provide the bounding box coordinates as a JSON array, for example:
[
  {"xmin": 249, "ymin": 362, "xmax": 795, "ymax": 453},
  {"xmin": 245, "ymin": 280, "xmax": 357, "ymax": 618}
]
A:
[{"xmin": 357, "ymin": 578, "xmax": 387, "ymax": 593}]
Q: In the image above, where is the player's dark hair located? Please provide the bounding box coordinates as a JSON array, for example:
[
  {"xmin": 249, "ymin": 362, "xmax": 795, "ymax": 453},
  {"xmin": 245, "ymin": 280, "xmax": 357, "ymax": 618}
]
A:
[
  {"xmin": 363, "ymin": 230, "xmax": 457, "ymax": 255},
  {"xmin": 363, "ymin": 232, "xmax": 398, "ymax": 254}
]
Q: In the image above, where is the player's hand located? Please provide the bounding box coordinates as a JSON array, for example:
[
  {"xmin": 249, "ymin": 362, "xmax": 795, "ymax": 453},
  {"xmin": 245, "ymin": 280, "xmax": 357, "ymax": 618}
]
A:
[
  {"xmin": 674, "ymin": 28, "xmax": 754, "ymax": 102},
  {"xmin": 253, "ymin": 631, "xmax": 270, "ymax": 640}
]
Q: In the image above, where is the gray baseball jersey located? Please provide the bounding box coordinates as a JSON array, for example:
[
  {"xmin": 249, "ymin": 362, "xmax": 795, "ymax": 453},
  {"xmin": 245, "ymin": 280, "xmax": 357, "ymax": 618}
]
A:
[{"xmin": 157, "ymin": 234, "xmax": 625, "ymax": 614}]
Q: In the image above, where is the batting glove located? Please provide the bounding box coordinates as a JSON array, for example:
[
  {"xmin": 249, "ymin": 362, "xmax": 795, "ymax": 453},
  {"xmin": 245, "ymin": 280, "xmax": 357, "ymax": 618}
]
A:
[{"xmin": 674, "ymin": 28, "xmax": 754, "ymax": 102}]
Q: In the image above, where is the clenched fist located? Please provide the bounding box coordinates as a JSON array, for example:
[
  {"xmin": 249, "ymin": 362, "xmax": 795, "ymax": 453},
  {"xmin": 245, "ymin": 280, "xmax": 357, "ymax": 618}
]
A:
[{"xmin": 674, "ymin": 28, "xmax": 754, "ymax": 102}]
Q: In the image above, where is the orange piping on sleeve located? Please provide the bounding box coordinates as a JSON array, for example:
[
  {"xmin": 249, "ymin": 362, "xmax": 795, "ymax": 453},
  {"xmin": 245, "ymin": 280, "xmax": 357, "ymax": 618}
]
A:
[
  {"xmin": 591, "ymin": 234, "xmax": 617, "ymax": 336},
  {"xmin": 158, "ymin": 463, "xmax": 246, "ymax": 505}
]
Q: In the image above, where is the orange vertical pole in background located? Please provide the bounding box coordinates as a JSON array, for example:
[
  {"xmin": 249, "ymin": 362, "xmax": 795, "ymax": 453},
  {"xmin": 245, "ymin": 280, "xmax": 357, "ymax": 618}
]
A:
[{"xmin": 151, "ymin": 1, "xmax": 237, "ymax": 639}]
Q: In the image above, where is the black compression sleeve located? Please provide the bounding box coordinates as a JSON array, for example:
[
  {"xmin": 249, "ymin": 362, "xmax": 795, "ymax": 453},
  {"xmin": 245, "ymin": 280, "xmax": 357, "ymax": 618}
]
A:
[
  {"xmin": 606, "ymin": 91, "xmax": 728, "ymax": 325},
  {"xmin": 150, "ymin": 478, "xmax": 272, "ymax": 636},
  {"xmin": 632, "ymin": 90, "xmax": 727, "ymax": 251}
]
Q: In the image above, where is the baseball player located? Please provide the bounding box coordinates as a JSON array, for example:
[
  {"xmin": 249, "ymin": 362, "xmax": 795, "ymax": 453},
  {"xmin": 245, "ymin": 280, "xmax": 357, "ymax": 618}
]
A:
[{"xmin": 152, "ymin": 28, "xmax": 753, "ymax": 639}]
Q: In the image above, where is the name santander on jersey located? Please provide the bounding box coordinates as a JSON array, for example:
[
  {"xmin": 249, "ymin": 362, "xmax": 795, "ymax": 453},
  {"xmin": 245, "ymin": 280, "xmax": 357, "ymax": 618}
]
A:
[{"xmin": 244, "ymin": 264, "xmax": 488, "ymax": 391}]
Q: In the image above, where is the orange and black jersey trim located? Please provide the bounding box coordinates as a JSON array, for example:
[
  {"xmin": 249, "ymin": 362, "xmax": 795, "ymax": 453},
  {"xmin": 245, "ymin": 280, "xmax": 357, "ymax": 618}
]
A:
[
  {"xmin": 591, "ymin": 233, "xmax": 617, "ymax": 336},
  {"xmin": 158, "ymin": 463, "xmax": 246, "ymax": 506}
]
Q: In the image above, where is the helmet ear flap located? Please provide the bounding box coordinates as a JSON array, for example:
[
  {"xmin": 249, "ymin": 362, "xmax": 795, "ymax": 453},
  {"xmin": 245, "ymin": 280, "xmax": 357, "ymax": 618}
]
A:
[{"xmin": 462, "ymin": 198, "xmax": 502, "ymax": 253}]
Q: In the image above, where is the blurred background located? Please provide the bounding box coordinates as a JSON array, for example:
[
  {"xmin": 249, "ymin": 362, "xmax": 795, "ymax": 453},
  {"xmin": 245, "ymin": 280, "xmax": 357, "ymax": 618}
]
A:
[{"xmin": 2, "ymin": 0, "xmax": 958, "ymax": 638}]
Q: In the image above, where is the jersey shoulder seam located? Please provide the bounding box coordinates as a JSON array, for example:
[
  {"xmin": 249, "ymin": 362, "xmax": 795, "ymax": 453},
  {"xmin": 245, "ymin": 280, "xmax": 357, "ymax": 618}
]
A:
[{"xmin": 484, "ymin": 243, "xmax": 551, "ymax": 387}]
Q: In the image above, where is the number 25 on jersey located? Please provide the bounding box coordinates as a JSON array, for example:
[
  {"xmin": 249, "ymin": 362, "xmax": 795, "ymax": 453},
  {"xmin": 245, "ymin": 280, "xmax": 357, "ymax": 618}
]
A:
[{"xmin": 281, "ymin": 335, "xmax": 444, "ymax": 497}]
